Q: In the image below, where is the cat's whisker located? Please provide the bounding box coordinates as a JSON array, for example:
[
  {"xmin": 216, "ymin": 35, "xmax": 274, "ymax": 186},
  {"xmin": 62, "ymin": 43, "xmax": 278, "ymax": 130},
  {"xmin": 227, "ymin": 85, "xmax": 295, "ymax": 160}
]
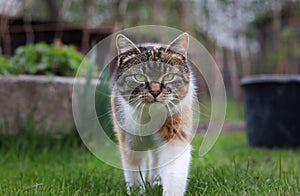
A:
[
  {"xmin": 176, "ymin": 99, "xmax": 184, "ymax": 113},
  {"xmin": 95, "ymin": 89, "xmax": 112, "ymax": 97},
  {"xmin": 198, "ymin": 112, "xmax": 211, "ymax": 118},
  {"xmin": 133, "ymin": 100, "xmax": 143, "ymax": 111},
  {"xmin": 140, "ymin": 103, "xmax": 147, "ymax": 120},
  {"xmin": 119, "ymin": 94, "xmax": 138, "ymax": 98},
  {"xmin": 166, "ymin": 100, "xmax": 180, "ymax": 113},
  {"xmin": 128, "ymin": 100, "xmax": 144, "ymax": 140},
  {"xmin": 133, "ymin": 100, "xmax": 146, "ymax": 119},
  {"xmin": 165, "ymin": 101, "xmax": 176, "ymax": 128},
  {"xmin": 91, "ymin": 110, "xmax": 112, "ymax": 120},
  {"xmin": 129, "ymin": 97, "xmax": 140, "ymax": 105},
  {"xmin": 137, "ymin": 102, "xmax": 146, "ymax": 140},
  {"xmin": 130, "ymin": 102, "xmax": 143, "ymax": 123}
]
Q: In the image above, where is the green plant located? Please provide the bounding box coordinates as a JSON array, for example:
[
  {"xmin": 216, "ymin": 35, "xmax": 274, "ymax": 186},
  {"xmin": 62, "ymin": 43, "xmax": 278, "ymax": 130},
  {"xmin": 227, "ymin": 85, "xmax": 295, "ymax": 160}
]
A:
[
  {"xmin": 11, "ymin": 42, "xmax": 84, "ymax": 76},
  {"xmin": 0, "ymin": 54, "xmax": 13, "ymax": 75}
]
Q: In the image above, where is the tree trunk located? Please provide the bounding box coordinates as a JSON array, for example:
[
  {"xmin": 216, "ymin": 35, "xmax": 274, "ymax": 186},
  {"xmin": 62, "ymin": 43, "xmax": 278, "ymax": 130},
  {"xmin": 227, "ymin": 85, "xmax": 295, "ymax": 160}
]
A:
[
  {"xmin": 44, "ymin": 0, "xmax": 60, "ymax": 22},
  {"xmin": 23, "ymin": 0, "xmax": 34, "ymax": 44},
  {"xmin": 270, "ymin": 0, "xmax": 285, "ymax": 73},
  {"xmin": 0, "ymin": 14, "xmax": 12, "ymax": 56},
  {"xmin": 235, "ymin": 0, "xmax": 250, "ymax": 76},
  {"xmin": 227, "ymin": 50, "xmax": 241, "ymax": 99},
  {"xmin": 54, "ymin": 0, "xmax": 72, "ymax": 42}
]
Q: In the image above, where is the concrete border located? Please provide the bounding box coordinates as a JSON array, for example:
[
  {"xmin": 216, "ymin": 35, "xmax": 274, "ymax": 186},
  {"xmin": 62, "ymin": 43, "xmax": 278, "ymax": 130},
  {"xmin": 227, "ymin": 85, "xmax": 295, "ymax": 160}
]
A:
[{"xmin": 0, "ymin": 75, "xmax": 96, "ymax": 134}]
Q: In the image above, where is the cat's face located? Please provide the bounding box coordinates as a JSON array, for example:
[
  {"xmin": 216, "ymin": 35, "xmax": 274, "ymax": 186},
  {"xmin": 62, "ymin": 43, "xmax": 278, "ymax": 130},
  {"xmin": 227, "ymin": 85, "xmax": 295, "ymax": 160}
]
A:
[{"xmin": 114, "ymin": 33, "xmax": 190, "ymax": 106}]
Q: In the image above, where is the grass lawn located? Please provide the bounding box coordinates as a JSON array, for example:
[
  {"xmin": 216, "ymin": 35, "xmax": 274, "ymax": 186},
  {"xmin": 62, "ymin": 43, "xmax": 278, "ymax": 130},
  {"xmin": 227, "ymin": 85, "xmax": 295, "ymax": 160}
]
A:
[
  {"xmin": 1, "ymin": 131, "xmax": 299, "ymax": 195},
  {"xmin": 198, "ymin": 98, "xmax": 245, "ymax": 122}
]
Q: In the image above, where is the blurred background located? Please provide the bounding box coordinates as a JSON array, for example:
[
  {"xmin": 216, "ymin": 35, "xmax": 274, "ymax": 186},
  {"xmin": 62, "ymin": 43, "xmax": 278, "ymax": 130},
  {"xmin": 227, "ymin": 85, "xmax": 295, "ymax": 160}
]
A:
[
  {"xmin": 0, "ymin": 0, "xmax": 300, "ymax": 135},
  {"xmin": 1, "ymin": 0, "xmax": 300, "ymax": 99}
]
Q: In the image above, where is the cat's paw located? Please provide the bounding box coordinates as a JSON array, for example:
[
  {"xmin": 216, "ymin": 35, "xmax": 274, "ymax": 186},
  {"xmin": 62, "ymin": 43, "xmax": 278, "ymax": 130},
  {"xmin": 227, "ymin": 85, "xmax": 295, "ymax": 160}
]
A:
[
  {"xmin": 126, "ymin": 184, "xmax": 145, "ymax": 195},
  {"xmin": 163, "ymin": 189, "xmax": 184, "ymax": 196},
  {"xmin": 151, "ymin": 177, "xmax": 162, "ymax": 187},
  {"xmin": 148, "ymin": 173, "xmax": 161, "ymax": 187}
]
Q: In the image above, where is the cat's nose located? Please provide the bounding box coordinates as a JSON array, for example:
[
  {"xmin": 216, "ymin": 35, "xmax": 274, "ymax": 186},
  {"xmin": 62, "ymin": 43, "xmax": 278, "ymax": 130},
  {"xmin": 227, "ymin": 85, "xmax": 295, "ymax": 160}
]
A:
[
  {"xmin": 149, "ymin": 82, "xmax": 161, "ymax": 98},
  {"xmin": 150, "ymin": 90, "xmax": 161, "ymax": 98}
]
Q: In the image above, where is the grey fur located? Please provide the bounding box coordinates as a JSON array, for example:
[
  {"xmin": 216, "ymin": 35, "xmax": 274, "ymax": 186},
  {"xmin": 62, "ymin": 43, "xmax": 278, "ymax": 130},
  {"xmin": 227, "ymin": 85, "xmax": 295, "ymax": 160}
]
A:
[{"xmin": 113, "ymin": 34, "xmax": 191, "ymax": 106}]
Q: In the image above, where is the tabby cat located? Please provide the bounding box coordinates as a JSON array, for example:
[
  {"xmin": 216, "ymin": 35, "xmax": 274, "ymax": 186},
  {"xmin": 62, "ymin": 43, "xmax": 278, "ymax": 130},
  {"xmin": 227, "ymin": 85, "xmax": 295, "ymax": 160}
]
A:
[{"xmin": 111, "ymin": 32, "xmax": 196, "ymax": 196}]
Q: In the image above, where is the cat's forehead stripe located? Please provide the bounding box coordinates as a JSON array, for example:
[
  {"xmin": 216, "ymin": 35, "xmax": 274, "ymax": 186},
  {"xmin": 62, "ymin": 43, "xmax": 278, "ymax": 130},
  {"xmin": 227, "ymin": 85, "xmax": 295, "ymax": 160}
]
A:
[
  {"xmin": 119, "ymin": 47, "xmax": 184, "ymax": 63},
  {"xmin": 151, "ymin": 49, "xmax": 155, "ymax": 59},
  {"xmin": 117, "ymin": 45, "xmax": 189, "ymax": 79},
  {"xmin": 122, "ymin": 54, "xmax": 137, "ymax": 63}
]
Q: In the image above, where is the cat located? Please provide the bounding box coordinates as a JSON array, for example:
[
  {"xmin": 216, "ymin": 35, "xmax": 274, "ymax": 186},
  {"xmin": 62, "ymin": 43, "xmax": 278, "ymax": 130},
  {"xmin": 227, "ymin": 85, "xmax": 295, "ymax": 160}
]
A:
[{"xmin": 111, "ymin": 32, "xmax": 196, "ymax": 196}]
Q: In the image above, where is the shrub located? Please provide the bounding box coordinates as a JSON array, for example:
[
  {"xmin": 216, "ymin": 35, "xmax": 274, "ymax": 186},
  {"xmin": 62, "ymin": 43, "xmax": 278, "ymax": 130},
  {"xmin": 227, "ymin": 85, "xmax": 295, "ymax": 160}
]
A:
[
  {"xmin": 10, "ymin": 41, "xmax": 84, "ymax": 76},
  {"xmin": 0, "ymin": 54, "xmax": 14, "ymax": 75}
]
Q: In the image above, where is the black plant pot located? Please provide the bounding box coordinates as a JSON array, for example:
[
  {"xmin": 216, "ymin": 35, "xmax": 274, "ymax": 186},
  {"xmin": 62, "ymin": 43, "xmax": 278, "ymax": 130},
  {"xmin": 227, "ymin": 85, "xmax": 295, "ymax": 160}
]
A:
[{"xmin": 241, "ymin": 75, "xmax": 300, "ymax": 148}]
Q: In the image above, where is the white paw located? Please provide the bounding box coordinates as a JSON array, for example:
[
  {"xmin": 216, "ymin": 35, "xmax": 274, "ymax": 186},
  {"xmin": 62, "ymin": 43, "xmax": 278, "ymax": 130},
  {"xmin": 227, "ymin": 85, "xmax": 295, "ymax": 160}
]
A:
[
  {"xmin": 163, "ymin": 189, "xmax": 185, "ymax": 196},
  {"xmin": 126, "ymin": 184, "xmax": 145, "ymax": 195},
  {"xmin": 150, "ymin": 175, "xmax": 162, "ymax": 187}
]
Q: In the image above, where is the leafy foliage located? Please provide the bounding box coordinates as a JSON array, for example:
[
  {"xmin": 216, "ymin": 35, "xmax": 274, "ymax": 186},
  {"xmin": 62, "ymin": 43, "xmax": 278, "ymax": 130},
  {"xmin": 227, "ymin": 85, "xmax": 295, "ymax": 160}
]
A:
[
  {"xmin": 0, "ymin": 54, "xmax": 14, "ymax": 75},
  {"xmin": 10, "ymin": 42, "xmax": 83, "ymax": 76}
]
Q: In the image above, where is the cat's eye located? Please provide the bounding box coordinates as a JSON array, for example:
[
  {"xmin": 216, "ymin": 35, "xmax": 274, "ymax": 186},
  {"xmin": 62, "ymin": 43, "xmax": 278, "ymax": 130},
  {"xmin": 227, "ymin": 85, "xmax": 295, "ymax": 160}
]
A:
[
  {"xmin": 134, "ymin": 74, "xmax": 146, "ymax": 82},
  {"xmin": 163, "ymin": 73, "xmax": 174, "ymax": 81}
]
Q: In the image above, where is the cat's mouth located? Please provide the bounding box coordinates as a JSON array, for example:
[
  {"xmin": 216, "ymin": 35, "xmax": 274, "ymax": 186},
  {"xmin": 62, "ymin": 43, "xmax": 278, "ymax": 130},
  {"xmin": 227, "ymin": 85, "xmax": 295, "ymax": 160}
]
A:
[
  {"xmin": 142, "ymin": 94, "xmax": 180, "ymax": 105},
  {"xmin": 143, "ymin": 92, "xmax": 163, "ymax": 103}
]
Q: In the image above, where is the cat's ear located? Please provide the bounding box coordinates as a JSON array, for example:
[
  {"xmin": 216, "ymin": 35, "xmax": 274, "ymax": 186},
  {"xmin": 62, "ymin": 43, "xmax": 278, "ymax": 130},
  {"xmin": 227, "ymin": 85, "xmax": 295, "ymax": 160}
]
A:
[
  {"xmin": 166, "ymin": 33, "xmax": 189, "ymax": 57},
  {"xmin": 116, "ymin": 34, "xmax": 141, "ymax": 55}
]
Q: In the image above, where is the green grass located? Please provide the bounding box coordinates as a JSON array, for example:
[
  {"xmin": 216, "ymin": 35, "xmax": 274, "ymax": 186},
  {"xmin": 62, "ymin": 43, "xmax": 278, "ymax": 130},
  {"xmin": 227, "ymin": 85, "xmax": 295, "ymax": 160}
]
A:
[
  {"xmin": 1, "ymin": 131, "xmax": 299, "ymax": 195},
  {"xmin": 199, "ymin": 98, "xmax": 245, "ymax": 122},
  {"xmin": 225, "ymin": 98, "xmax": 244, "ymax": 121}
]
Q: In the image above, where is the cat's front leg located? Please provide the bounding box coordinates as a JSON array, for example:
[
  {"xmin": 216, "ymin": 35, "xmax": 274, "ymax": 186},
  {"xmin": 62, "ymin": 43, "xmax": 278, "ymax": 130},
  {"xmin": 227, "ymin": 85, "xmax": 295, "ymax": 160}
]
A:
[
  {"xmin": 120, "ymin": 148, "xmax": 147, "ymax": 194},
  {"xmin": 148, "ymin": 150, "xmax": 161, "ymax": 186},
  {"xmin": 158, "ymin": 142, "xmax": 191, "ymax": 196}
]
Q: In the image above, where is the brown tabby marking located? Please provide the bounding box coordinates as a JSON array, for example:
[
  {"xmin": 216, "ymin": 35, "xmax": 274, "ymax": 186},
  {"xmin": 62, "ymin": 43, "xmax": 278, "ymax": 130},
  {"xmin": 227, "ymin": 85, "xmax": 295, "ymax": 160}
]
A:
[
  {"xmin": 160, "ymin": 51, "xmax": 184, "ymax": 61},
  {"xmin": 159, "ymin": 113, "xmax": 188, "ymax": 141},
  {"xmin": 151, "ymin": 49, "xmax": 155, "ymax": 60}
]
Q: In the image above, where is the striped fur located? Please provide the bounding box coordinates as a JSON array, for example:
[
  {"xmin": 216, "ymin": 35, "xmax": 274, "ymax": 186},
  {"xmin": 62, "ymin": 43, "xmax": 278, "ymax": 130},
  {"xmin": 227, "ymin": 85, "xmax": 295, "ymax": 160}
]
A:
[{"xmin": 111, "ymin": 33, "xmax": 195, "ymax": 196}]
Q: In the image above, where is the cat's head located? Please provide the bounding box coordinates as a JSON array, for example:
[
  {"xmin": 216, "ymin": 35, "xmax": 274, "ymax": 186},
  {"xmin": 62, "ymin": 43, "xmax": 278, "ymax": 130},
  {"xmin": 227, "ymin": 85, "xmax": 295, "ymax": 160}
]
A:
[{"xmin": 114, "ymin": 33, "xmax": 191, "ymax": 106}]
